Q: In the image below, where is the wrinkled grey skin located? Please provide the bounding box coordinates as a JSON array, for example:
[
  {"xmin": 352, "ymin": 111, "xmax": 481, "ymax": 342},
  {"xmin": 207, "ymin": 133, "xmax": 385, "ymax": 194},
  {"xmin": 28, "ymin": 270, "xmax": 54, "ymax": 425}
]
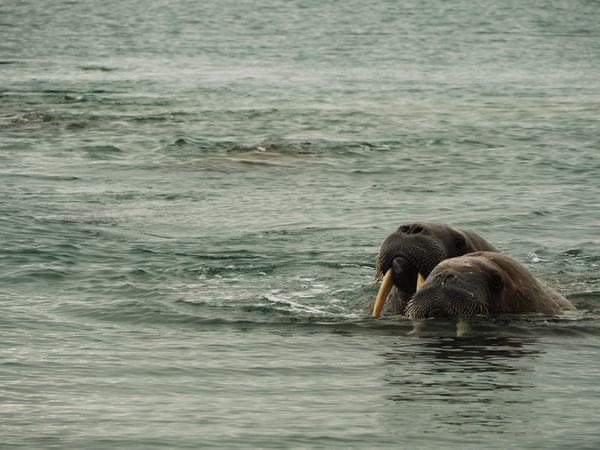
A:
[
  {"xmin": 405, "ymin": 252, "xmax": 575, "ymax": 319},
  {"xmin": 375, "ymin": 222, "xmax": 496, "ymax": 315}
]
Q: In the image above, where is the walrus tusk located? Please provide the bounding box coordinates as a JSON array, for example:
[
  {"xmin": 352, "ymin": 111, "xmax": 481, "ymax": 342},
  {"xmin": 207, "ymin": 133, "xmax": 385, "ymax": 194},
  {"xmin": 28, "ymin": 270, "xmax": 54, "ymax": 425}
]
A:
[
  {"xmin": 373, "ymin": 269, "xmax": 393, "ymax": 318},
  {"xmin": 416, "ymin": 272, "xmax": 425, "ymax": 291},
  {"xmin": 373, "ymin": 269, "xmax": 427, "ymax": 318},
  {"xmin": 456, "ymin": 318, "xmax": 470, "ymax": 337}
]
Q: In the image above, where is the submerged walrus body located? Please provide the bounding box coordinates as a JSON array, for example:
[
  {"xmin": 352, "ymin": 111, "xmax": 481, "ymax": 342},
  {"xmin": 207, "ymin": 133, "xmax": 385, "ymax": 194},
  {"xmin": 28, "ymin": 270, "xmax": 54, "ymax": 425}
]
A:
[
  {"xmin": 405, "ymin": 252, "xmax": 575, "ymax": 319},
  {"xmin": 373, "ymin": 221, "xmax": 496, "ymax": 317}
]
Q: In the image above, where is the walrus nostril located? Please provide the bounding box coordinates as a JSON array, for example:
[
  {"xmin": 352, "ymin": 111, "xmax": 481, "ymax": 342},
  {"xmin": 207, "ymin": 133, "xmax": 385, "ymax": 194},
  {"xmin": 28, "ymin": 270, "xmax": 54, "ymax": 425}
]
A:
[
  {"xmin": 412, "ymin": 226, "xmax": 424, "ymax": 234},
  {"xmin": 436, "ymin": 272, "xmax": 455, "ymax": 285},
  {"xmin": 400, "ymin": 224, "xmax": 410, "ymax": 233}
]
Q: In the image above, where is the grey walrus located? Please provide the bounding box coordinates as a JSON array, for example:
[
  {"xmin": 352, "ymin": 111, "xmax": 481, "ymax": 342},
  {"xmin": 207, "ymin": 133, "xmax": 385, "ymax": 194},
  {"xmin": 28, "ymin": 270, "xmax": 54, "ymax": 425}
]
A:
[
  {"xmin": 373, "ymin": 221, "xmax": 497, "ymax": 317},
  {"xmin": 404, "ymin": 251, "xmax": 575, "ymax": 318}
]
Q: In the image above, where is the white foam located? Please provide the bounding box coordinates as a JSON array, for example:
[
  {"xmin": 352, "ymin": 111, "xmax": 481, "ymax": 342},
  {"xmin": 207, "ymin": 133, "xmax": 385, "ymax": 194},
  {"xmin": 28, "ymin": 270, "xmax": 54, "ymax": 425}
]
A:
[{"xmin": 261, "ymin": 292, "xmax": 358, "ymax": 318}]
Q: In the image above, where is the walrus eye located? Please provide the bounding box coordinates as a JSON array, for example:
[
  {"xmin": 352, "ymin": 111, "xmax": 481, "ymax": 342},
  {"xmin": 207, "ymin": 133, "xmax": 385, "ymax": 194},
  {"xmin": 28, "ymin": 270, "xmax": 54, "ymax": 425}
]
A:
[
  {"xmin": 455, "ymin": 235, "xmax": 466, "ymax": 250},
  {"xmin": 489, "ymin": 273, "xmax": 504, "ymax": 292}
]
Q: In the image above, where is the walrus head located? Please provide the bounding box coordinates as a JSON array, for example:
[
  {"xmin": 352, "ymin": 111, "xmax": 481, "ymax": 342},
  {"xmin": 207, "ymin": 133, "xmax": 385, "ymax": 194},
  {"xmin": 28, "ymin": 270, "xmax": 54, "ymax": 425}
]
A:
[
  {"xmin": 373, "ymin": 222, "xmax": 496, "ymax": 317},
  {"xmin": 404, "ymin": 255, "xmax": 501, "ymax": 318},
  {"xmin": 404, "ymin": 252, "xmax": 575, "ymax": 318}
]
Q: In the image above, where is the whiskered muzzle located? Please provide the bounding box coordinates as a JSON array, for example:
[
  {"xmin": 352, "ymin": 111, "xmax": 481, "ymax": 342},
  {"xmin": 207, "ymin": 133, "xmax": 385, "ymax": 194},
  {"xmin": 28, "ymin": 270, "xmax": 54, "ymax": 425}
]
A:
[
  {"xmin": 374, "ymin": 234, "xmax": 444, "ymax": 282},
  {"xmin": 405, "ymin": 291, "xmax": 490, "ymax": 319}
]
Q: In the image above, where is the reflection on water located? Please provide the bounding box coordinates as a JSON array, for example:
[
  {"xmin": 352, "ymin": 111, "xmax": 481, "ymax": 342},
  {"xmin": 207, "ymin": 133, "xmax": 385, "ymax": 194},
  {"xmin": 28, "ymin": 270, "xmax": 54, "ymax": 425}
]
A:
[{"xmin": 379, "ymin": 334, "xmax": 542, "ymax": 435}]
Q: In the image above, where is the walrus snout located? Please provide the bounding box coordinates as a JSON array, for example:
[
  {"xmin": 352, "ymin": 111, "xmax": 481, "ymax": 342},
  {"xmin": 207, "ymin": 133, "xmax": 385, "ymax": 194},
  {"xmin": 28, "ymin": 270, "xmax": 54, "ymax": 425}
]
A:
[
  {"xmin": 375, "ymin": 226, "xmax": 444, "ymax": 282},
  {"xmin": 405, "ymin": 288, "xmax": 490, "ymax": 319},
  {"xmin": 405, "ymin": 267, "xmax": 491, "ymax": 319}
]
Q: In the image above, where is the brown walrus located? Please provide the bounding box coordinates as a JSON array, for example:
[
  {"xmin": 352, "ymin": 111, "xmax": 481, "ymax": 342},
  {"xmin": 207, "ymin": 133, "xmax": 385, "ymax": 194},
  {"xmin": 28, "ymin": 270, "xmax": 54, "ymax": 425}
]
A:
[
  {"xmin": 404, "ymin": 251, "xmax": 575, "ymax": 318},
  {"xmin": 373, "ymin": 221, "xmax": 497, "ymax": 317}
]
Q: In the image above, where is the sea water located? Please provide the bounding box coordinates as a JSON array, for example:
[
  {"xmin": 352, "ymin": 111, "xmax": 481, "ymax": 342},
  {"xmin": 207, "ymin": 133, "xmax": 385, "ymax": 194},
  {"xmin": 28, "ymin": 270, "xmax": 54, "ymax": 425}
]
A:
[{"xmin": 1, "ymin": 0, "xmax": 600, "ymax": 448}]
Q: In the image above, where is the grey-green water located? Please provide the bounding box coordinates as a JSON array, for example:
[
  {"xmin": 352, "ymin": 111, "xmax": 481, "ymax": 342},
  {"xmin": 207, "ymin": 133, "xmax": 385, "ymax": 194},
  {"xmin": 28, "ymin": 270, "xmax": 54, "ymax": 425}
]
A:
[{"xmin": 2, "ymin": 0, "xmax": 600, "ymax": 448}]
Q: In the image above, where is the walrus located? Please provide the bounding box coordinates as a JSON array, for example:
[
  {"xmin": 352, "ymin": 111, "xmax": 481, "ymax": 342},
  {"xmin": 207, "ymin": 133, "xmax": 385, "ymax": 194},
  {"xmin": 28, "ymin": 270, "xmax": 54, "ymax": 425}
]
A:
[
  {"xmin": 404, "ymin": 251, "xmax": 575, "ymax": 318},
  {"xmin": 373, "ymin": 221, "xmax": 497, "ymax": 317}
]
